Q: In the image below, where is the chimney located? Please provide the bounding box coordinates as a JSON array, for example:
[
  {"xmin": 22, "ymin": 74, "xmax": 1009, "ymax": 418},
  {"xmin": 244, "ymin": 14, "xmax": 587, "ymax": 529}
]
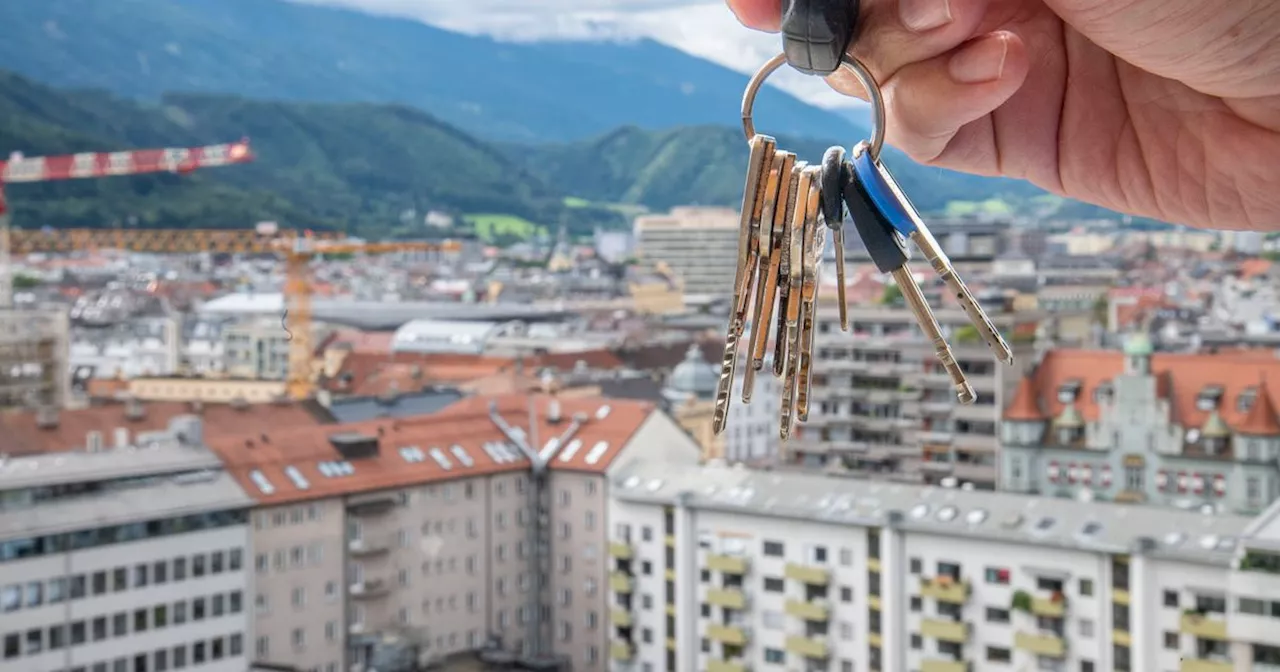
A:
[
  {"xmin": 35, "ymin": 405, "xmax": 59, "ymax": 430},
  {"xmin": 547, "ymin": 398, "xmax": 562, "ymax": 424},
  {"xmin": 187, "ymin": 400, "xmax": 205, "ymax": 414},
  {"xmin": 124, "ymin": 396, "xmax": 146, "ymax": 421},
  {"xmin": 230, "ymin": 396, "xmax": 249, "ymax": 411},
  {"xmin": 86, "ymin": 431, "xmax": 104, "ymax": 453},
  {"xmin": 113, "ymin": 427, "xmax": 130, "ymax": 449}
]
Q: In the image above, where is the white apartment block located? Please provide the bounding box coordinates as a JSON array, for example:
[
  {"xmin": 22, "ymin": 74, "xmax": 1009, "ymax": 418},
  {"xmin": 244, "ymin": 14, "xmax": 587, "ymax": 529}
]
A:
[
  {"xmin": 0, "ymin": 415, "xmax": 254, "ymax": 672},
  {"xmin": 633, "ymin": 207, "xmax": 740, "ymax": 297},
  {"xmin": 607, "ymin": 460, "xmax": 1280, "ymax": 672}
]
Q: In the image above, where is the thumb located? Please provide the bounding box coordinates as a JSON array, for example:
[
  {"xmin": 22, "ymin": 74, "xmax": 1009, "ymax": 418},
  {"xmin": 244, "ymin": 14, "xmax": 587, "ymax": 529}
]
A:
[
  {"xmin": 1041, "ymin": 0, "xmax": 1276, "ymax": 98},
  {"xmin": 726, "ymin": 0, "xmax": 782, "ymax": 31}
]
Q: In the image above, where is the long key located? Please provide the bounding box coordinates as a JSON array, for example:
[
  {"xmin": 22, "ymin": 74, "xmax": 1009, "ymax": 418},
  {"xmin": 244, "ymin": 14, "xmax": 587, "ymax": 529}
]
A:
[
  {"xmin": 820, "ymin": 146, "xmax": 850, "ymax": 331},
  {"xmin": 773, "ymin": 161, "xmax": 806, "ymax": 379},
  {"xmin": 850, "ymin": 145, "xmax": 1014, "ymax": 366},
  {"xmin": 797, "ymin": 172, "xmax": 826, "ymax": 422},
  {"xmin": 780, "ymin": 165, "xmax": 817, "ymax": 439},
  {"xmin": 744, "ymin": 150, "xmax": 794, "ymax": 402},
  {"xmin": 713, "ymin": 134, "xmax": 774, "ymax": 434},
  {"xmin": 843, "ymin": 144, "xmax": 975, "ymax": 404}
]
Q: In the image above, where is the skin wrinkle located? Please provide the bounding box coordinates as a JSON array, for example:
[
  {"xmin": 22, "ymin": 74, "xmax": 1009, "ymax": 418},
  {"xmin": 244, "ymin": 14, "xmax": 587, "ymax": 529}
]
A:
[{"xmin": 1111, "ymin": 60, "xmax": 1161, "ymax": 222}]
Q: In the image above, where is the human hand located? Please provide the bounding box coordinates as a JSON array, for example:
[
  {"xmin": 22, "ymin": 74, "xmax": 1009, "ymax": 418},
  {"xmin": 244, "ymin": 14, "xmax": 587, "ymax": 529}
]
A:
[{"xmin": 727, "ymin": 0, "xmax": 1280, "ymax": 230}]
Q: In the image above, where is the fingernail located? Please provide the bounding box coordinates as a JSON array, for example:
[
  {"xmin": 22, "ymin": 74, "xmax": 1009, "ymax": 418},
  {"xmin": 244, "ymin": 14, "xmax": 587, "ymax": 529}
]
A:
[
  {"xmin": 949, "ymin": 35, "xmax": 1008, "ymax": 84},
  {"xmin": 900, "ymin": 0, "xmax": 952, "ymax": 32}
]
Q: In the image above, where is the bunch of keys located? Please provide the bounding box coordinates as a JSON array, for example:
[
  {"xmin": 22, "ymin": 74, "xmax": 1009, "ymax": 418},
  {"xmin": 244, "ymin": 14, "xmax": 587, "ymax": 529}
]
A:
[{"xmin": 712, "ymin": 0, "xmax": 1014, "ymax": 440}]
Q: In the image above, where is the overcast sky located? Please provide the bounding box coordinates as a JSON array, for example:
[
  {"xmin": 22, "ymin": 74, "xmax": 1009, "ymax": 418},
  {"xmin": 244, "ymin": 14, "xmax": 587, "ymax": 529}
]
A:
[{"xmin": 294, "ymin": 0, "xmax": 855, "ymax": 109}]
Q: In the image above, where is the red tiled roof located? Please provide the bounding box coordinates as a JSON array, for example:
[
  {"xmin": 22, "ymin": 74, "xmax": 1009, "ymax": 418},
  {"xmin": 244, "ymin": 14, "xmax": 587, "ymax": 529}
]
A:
[
  {"xmin": 205, "ymin": 394, "xmax": 656, "ymax": 505},
  {"xmin": 1005, "ymin": 349, "xmax": 1280, "ymax": 434},
  {"xmin": 0, "ymin": 400, "xmax": 330, "ymax": 456},
  {"xmin": 1004, "ymin": 376, "xmax": 1044, "ymax": 421}
]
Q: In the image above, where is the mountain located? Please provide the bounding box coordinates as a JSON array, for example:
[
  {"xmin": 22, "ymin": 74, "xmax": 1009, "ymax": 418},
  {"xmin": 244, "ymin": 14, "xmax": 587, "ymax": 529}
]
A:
[
  {"xmin": 0, "ymin": 0, "xmax": 862, "ymax": 144},
  {"xmin": 513, "ymin": 125, "xmax": 1048, "ymax": 214},
  {"xmin": 0, "ymin": 70, "xmax": 623, "ymax": 238}
]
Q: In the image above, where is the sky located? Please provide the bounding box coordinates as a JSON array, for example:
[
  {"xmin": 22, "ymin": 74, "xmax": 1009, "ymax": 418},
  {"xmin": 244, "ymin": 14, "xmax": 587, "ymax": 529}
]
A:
[{"xmin": 294, "ymin": 0, "xmax": 856, "ymax": 109}]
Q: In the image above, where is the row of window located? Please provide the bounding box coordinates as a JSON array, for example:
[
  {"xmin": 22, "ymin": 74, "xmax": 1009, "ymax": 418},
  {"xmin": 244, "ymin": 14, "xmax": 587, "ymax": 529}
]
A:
[
  {"xmin": 1, "ymin": 549, "xmax": 243, "ymax": 613},
  {"xmin": 3, "ymin": 590, "xmax": 242, "ymax": 659},
  {"xmin": 0, "ymin": 510, "xmax": 246, "ymax": 563},
  {"xmin": 54, "ymin": 633, "xmax": 243, "ymax": 672}
]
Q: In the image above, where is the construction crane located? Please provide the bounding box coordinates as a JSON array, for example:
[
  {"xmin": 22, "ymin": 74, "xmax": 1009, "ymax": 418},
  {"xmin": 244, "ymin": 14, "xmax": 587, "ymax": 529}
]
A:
[
  {"xmin": 10, "ymin": 227, "xmax": 462, "ymax": 400},
  {"xmin": 0, "ymin": 139, "xmax": 256, "ymax": 309}
]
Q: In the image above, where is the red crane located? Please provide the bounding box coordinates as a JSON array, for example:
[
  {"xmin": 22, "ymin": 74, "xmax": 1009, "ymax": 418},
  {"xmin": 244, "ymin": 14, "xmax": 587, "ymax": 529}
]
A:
[{"xmin": 0, "ymin": 139, "xmax": 255, "ymax": 307}]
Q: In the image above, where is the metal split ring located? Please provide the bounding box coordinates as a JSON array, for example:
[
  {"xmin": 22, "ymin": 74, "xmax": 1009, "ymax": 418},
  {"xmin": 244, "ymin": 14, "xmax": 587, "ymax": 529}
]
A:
[{"xmin": 740, "ymin": 52, "xmax": 886, "ymax": 163}]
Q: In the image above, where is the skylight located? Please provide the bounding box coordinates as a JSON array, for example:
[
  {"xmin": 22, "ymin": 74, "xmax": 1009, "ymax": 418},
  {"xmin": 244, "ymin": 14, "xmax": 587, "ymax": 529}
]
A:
[
  {"xmin": 1079, "ymin": 521, "xmax": 1103, "ymax": 537},
  {"xmin": 595, "ymin": 405, "xmax": 611, "ymax": 420},
  {"xmin": 583, "ymin": 441, "xmax": 610, "ymax": 465},
  {"xmin": 965, "ymin": 509, "xmax": 987, "ymax": 525},
  {"xmin": 1033, "ymin": 516, "xmax": 1056, "ymax": 532},
  {"xmin": 318, "ymin": 461, "xmax": 355, "ymax": 477},
  {"xmin": 284, "ymin": 466, "xmax": 310, "ymax": 490},
  {"xmin": 910, "ymin": 504, "xmax": 930, "ymax": 519},
  {"xmin": 936, "ymin": 506, "xmax": 958, "ymax": 522},
  {"xmin": 428, "ymin": 448, "xmax": 452, "ymax": 470},
  {"xmin": 450, "ymin": 445, "xmax": 475, "ymax": 468},
  {"xmin": 540, "ymin": 438, "xmax": 560, "ymax": 461},
  {"xmin": 558, "ymin": 439, "xmax": 584, "ymax": 462},
  {"xmin": 249, "ymin": 469, "xmax": 276, "ymax": 495}
]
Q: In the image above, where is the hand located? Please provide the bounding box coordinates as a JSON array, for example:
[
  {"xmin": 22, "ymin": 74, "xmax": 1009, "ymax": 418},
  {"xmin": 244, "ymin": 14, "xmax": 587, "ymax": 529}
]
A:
[{"xmin": 728, "ymin": 0, "xmax": 1280, "ymax": 230}]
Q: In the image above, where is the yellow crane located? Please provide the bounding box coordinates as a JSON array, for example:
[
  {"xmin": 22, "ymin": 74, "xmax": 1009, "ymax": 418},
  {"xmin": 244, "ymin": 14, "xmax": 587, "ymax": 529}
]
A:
[{"xmin": 11, "ymin": 227, "xmax": 461, "ymax": 399}]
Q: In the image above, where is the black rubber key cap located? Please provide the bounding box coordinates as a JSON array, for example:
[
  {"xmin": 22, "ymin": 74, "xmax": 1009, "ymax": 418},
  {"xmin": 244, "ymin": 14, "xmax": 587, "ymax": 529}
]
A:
[{"xmin": 780, "ymin": 0, "xmax": 861, "ymax": 76}]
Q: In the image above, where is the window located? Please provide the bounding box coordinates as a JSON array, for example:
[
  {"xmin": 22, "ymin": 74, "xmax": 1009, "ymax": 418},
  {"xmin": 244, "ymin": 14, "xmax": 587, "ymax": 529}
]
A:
[
  {"xmin": 762, "ymin": 610, "xmax": 783, "ymax": 628},
  {"xmin": 986, "ymin": 646, "xmax": 1011, "ymax": 663},
  {"xmin": 113, "ymin": 568, "xmax": 128, "ymax": 592},
  {"xmin": 909, "ymin": 557, "xmax": 922, "ymax": 574},
  {"xmin": 1124, "ymin": 466, "xmax": 1144, "ymax": 491},
  {"xmin": 841, "ymin": 586, "xmax": 853, "ymax": 603},
  {"xmin": 763, "ymin": 540, "xmax": 784, "ymax": 556},
  {"xmin": 763, "ymin": 577, "xmax": 784, "ymax": 593},
  {"xmin": 292, "ymin": 587, "xmax": 306, "ymax": 607},
  {"xmin": 985, "ymin": 607, "xmax": 1009, "ymax": 623},
  {"xmin": 984, "ymin": 566, "xmax": 1010, "ymax": 584},
  {"xmin": 255, "ymin": 637, "xmax": 269, "ymax": 657},
  {"xmin": 839, "ymin": 548, "xmax": 853, "ymax": 565},
  {"xmin": 1079, "ymin": 619, "xmax": 1094, "ymax": 638},
  {"xmin": 192, "ymin": 555, "xmax": 206, "ymax": 577},
  {"xmin": 910, "ymin": 596, "xmax": 922, "ymax": 612},
  {"xmin": 1163, "ymin": 590, "xmax": 1179, "ymax": 607},
  {"xmin": 1163, "ymin": 631, "xmax": 1179, "ymax": 649},
  {"xmin": 134, "ymin": 565, "xmax": 148, "ymax": 587},
  {"xmin": 1079, "ymin": 578, "xmax": 1093, "ymax": 596},
  {"xmin": 910, "ymin": 634, "xmax": 922, "ymax": 649}
]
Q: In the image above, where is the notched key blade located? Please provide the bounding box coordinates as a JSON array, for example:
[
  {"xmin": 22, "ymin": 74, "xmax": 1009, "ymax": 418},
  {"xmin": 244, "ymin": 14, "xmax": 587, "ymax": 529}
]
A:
[
  {"xmin": 780, "ymin": 165, "xmax": 816, "ymax": 440},
  {"xmin": 743, "ymin": 149, "xmax": 787, "ymax": 403},
  {"xmin": 773, "ymin": 160, "xmax": 805, "ymax": 380}
]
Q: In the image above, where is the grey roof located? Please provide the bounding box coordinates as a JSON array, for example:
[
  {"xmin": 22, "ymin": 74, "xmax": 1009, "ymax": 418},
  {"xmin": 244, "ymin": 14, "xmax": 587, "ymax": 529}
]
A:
[
  {"xmin": 611, "ymin": 461, "xmax": 1254, "ymax": 566},
  {"xmin": 326, "ymin": 389, "xmax": 465, "ymax": 423},
  {"xmin": 0, "ymin": 466, "xmax": 251, "ymax": 539},
  {"xmin": 199, "ymin": 293, "xmax": 575, "ymax": 330}
]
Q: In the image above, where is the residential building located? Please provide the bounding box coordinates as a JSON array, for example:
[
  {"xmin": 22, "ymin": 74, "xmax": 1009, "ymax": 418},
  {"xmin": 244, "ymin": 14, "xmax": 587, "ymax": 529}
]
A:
[
  {"xmin": 633, "ymin": 207, "xmax": 739, "ymax": 297},
  {"xmin": 0, "ymin": 414, "xmax": 254, "ymax": 672},
  {"xmin": 222, "ymin": 318, "xmax": 291, "ymax": 381},
  {"xmin": 205, "ymin": 393, "xmax": 701, "ymax": 672},
  {"xmin": 606, "ymin": 459, "xmax": 1280, "ymax": 672},
  {"xmin": 796, "ymin": 301, "xmax": 1040, "ymax": 489},
  {"xmin": 1001, "ymin": 336, "xmax": 1280, "ymax": 515},
  {"xmin": 0, "ymin": 306, "xmax": 70, "ymax": 410}
]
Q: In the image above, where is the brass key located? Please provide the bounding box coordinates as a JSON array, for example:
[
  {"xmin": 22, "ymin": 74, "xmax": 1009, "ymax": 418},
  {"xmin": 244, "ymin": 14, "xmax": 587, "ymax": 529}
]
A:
[
  {"xmin": 797, "ymin": 169, "xmax": 826, "ymax": 422},
  {"xmin": 780, "ymin": 164, "xmax": 816, "ymax": 440},
  {"xmin": 772, "ymin": 160, "xmax": 805, "ymax": 379},
  {"xmin": 713, "ymin": 134, "xmax": 773, "ymax": 435},
  {"xmin": 743, "ymin": 150, "xmax": 792, "ymax": 402}
]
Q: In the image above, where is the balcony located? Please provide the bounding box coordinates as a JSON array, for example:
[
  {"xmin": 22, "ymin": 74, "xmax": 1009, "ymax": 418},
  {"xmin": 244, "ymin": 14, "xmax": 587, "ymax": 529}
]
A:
[
  {"xmin": 1112, "ymin": 629, "xmax": 1131, "ymax": 647},
  {"xmin": 920, "ymin": 618, "xmax": 969, "ymax": 643},
  {"xmin": 609, "ymin": 540, "xmax": 634, "ymax": 559},
  {"xmin": 784, "ymin": 562, "xmax": 830, "ymax": 586},
  {"xmin": 346, "ymin": 491, "xmax": 397, "ymax": 516},
  {"xmin": 920, "ymin": 576, "xmax": 970, "ymax": 603},
  {"xmin": 921, "ymin": 661, "xmax": 969, "ymax": 672},
  {"xmin": 1179, "ymin": 659, "xmax": 1233, "ymax": 672},
  {"xmin": 610, "ymin": 607, "xmax": 632, "ymax": 628},
  {"xmin": 1180, "ymin": 612, "xmax": 1228, "ymax": 640},
  {"xmin": 706, "ymin": 659, "xmax": 749, "ymax": 672},
  {"xmin": 610, "ymin": 640, "xmax": 635, "ymax": 662},
  {"xmin": 785, "ymin": 598, "xmax": 830, "ymax": 621},
  {"xmin": 348, "ymin": 578, "xmax": 390, "ymax": 600},
  {"xmin": 1015, "ymin": 631, "xmax": 1066, "ymax": 658},
  {"xmin": 785, "ymin": 634, "xmax": 829, "ymax": 659},
  {"xmin": 609, "ymin": 571, "xmax": 634, "ymax": 594},
  {"xmin": 706, "ymin": 623, "xmax": 749, "ymax": 646},
  {"xmin": 1031, "ymin": 595, "xmax": 1067, "ymax": 618},
  {"xmin": 707, "ymin": 553, "xmax": 749, "ymax": 575},
  {"xmin": 347, "ymin": 536, "xmax": 390, "ymax": 557},
  {"xmin": 707, "ymin": 587, "xmax": 748, "ymax": 610},
  {"xmin": 1112, "ymin": 587, "xmax": 1130, "ymax": 605}
]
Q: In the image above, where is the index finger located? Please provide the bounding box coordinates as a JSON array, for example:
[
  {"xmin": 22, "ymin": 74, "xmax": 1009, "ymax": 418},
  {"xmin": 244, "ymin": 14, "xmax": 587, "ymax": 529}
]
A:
[{"xmin": 727, "ymin": 0, "xmax": 782, "ymax": 31}]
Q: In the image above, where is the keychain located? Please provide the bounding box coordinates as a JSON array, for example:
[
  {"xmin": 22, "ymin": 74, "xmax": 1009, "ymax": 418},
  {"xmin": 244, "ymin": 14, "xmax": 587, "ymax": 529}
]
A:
[{"xmin": 714, "ymin": 0, "xmax": 1013, "ymax": 439}]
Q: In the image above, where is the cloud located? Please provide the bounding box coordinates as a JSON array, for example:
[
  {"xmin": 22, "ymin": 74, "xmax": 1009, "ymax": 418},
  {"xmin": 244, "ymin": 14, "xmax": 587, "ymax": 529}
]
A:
[{"xmin": 292, "ymin": 0, "xmax": 862, "ymax": 109}]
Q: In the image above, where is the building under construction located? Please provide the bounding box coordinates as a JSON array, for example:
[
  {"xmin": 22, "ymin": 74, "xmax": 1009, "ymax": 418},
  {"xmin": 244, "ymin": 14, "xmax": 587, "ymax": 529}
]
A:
[{"xmin": 0, "ymin": 306, "xmax": 69, "ymax": 410}]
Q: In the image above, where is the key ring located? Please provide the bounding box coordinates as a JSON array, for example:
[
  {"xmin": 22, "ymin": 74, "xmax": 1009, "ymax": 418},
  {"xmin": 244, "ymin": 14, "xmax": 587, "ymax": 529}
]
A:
[{"xmin": 740, "ymin": 52, "xmax": 886, "ymax": 162}]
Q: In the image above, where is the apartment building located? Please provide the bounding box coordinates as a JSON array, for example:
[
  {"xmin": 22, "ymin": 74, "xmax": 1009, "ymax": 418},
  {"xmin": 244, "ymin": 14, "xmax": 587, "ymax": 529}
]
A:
[
  {"xmin": 797, "ymin": 300, "xmax": 1041, "ymax": 489},
  {"xmin": 0, "ymin": 414, "xmax": 254, "ymax": 672},
  {"xmin": 633, "ymin": 207, "xmax": 740, "ymax": 297},
  {"xmin": 205, "ymin": 393, "xmax": 701, "ymax": 672},
  {"xmin": 607, "ymin": 459, "xmax": 1280, "ymax": 672},
  {"xmin": 1001, "ymin": 336, "xmax": 1280, "ymax": 515}
]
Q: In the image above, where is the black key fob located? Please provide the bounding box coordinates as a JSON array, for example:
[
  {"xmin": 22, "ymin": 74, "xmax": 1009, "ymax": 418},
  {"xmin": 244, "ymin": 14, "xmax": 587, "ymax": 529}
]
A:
[
  {"xmin": 820, "ymin": 146, "xmax": 846, "ymax": 230},
  {"xmin": 842, "ymin": 160, "xmax": 910, "ymax": 275},
  {"xmin": 780, "ymin": 0, "xmax": 861, "ymax": 76}
]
